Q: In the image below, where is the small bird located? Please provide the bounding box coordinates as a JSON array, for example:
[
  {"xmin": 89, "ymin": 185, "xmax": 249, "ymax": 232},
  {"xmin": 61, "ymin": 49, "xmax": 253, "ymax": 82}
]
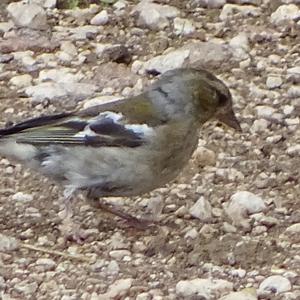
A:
[{"xmin": 0, "ymin": 68, "xmax": 241, "ymax": 241}]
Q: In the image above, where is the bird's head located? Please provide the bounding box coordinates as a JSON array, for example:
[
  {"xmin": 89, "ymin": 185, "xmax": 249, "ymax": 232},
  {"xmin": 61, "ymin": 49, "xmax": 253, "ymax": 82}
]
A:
[{"xmin": 154, "ymin": 68, "xmax": 241, "ymax": 131}]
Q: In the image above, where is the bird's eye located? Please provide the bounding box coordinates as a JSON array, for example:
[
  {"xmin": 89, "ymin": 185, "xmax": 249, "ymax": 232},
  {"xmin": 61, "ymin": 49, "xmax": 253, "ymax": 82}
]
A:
[{"xmin": 217, "ymin": 91, "xmax": 228, "ymax": 107}]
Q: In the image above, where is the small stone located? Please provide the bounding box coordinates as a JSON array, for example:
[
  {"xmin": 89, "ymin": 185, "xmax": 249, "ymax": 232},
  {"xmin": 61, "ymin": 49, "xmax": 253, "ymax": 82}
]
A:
[
  {"xmin": 220, "ymin": 288, "xmax": 257, "ymax": 300},
  {"xmin": 270, "ymin": 4, "xmax": 300, "ymax": 25},
  {"xmin": 106, "ymin": 260, "xmax": 120, "ymax": 275},
  {"xmin": 134, "ymin": 0, "xmax": 179, "ymax": 30},
  {"xmin": 287, "ymin": 66, "xmax": 300, "ymax": 83},
  {"xmin": 14, "ymin": 281, "xmax": 38, "ymax": 295},
  {"xmin": 97, "ymin": 278, "xmax": 133, "ymax": 299},
  {"xmin": 255, "ymin": 105, "xmax": 276, "ymax": 118},
  {"xmin": 176, "ymin": 278, "xmax": 233, "ymax": 298},
  {"xmin": 266, "ymin": 75, "xmax": 282, "ymax": 89},
  {"xmin": 0, "ymin": 234, "xmax": 19, "ymax": 252},
  {"xmin": 288, "ymin": 86, "xmax": 300, "ymax": 98},
  {"xmin": 193, "ymin": 146, "xmax": 216, "ymax": 166},
  {"xmin": 173, "ymin": 18, "xmax": 195, "ymax": 36},
  {"xmin": 229, "ymin": 191, "xmax": 266, "ymax": 215},
  {"xmin": 9, "ymin": 74, "xmax": 33, "ymax": 88},
  {"xmin": 90, "ymin": 10, "xmax": 109, "ymax": 26},
  {"xmin": 11, "ymin": 192, "xmax": 33, "ymax": 202},
  {"xmin": 220, "ymin": 4, "xmax": 261, "ymax": 21},
  {"xmin": 285, "ymin": 223, "xmax": 300, "ymax": 234},
  {"xmin": 60, "ymin": 41, "xmax": 78, "ymax": 57},
  {"xmin": 36, "ymin": 258, "xmax": 56, "ymax": 271},
  {"xmin": 109, "ymin": 250, "xmax": 131, "ymax": 260},
  {"xmin": 7, "ymin": 3, "xmax": 47, "ymax": 30},
  {"xmin": 259, "ymin": 275, "xmax": 292, "ymax": 294},
  {"xmin": 189, "ymin": 196, "xmax": 213, "ymax": 222},
  {"xmin": 229, "ymin": 32, "xmax": 250, "ymax": 60},
  {"xmin": 250, "ymin": 119, "xmax": 269, "ymax": 133},
  {"xmin": 192, "ymin": 0, "xmax": 226, "ymax": 8},
  {"xmin": 184, "ymin": 228, "xmax": 198, "ymax": 239}
]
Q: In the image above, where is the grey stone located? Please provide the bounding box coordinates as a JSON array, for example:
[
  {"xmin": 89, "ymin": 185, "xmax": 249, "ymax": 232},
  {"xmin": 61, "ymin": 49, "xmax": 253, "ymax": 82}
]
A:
[
  {"xmin": 259, "ymin": 275, "xmax": 292, "ymax": 294},
  {"xmin": 7, "ymin": 2, "xmax": 47, "ymax": 30},
  {"xmin": 270, "ymin": 4, "xmax": 300, "ymax": 25}
]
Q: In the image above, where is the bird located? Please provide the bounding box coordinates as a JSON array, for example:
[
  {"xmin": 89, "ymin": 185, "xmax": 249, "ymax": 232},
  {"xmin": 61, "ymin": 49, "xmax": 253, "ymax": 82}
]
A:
[{"xmin": 0, "ymin": 68, "xmax": 241, "ymax": 241}]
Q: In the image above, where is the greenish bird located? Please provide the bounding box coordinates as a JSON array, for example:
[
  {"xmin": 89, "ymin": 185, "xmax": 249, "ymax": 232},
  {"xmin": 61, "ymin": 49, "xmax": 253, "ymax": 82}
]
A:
[{"xmin": 0, "ymin": 68, "xmax": 241, "ymax": 241}]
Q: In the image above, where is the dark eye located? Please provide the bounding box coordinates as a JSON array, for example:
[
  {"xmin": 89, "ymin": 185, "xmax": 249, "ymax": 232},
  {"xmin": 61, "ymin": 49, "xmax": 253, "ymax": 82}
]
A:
[{"xmin": 217, "ymin": 91, "xmax": 228, "ymax": 107}]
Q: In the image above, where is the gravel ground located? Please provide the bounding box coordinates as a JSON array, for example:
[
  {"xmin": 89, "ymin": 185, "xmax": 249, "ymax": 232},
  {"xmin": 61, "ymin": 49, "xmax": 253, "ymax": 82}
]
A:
[{"xmin": 0, "ymin": 0, "xmax": 299, "ymax": 299}]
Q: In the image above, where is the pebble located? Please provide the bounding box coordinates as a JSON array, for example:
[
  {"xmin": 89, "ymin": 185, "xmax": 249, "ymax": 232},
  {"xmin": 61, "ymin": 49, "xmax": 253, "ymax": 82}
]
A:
[
  {"xmin": 176, "ymin": 278, "xmax": 233, "ymax": 298},
  {"xmin": 219, "ymin": 4, "xmax": 261, "ymax": 20},
  {"xmin": 189, "ymin": 196, "xmax": 213, "ymax": 222},
  {"xmin": 255, "ymin": 105, "xmax": 276, "ymax": 118},
  {"xmin": 220, "ymin": 288, "xmax": 257, "ymax": 300},
  {"xmin": 0, "ymin": 234, "xmax": 19, "ymax": 252},
  {"xmin": 90, "ymin": 10, "xmax": 109, "ymax": 26},
  {"xmin": 6, "ymin": 2, "xmax": 47, "ymax": 30},
  {"xmin": 109, "ymin": 250, "xmax": 131, "ymax": 260},
  {"xmin": 288, "ymin": 86, "xmax": 300, "ymax": 98},
  {"xmin": 194, "ymin": 0, "xmax": 226, "ymax": 8},
  {"xmin": 229, "ymin": 191, "xmax": 266, "ymax": 214},
  {"xmin": 9, "ymin": 74, "xmax": 33, "ymax": 88},
  {"xmin": 11, "ymin": 192, "xmax": 33, "ymax": 202},
  {"xmin": 173, "ymin": 18, "xmax": 195, "ymax": 36},
  {"xmin": 97, "ymin": 278, "xmax": 133, "ymax": 299},
  {"xmin": 285, "ymin": 223, "xmax": 300, "ymax": 234},
  {"xmin": 250, "ymin": 119, "xmax": 269, "ymax": 133},
  {"xmin": 259, "ymin": 275, "xmax": 292, "ymax": 294},
  {"xmin": 270, "ymin": 4, "xmax": 300, "ymax": 25},
  {"xmin": 193, "ymin": 146, "xmax": 216, "ymax": 166},
  {"xmin": 35, "ymin": 258, "xmax": 56, "ymax": 271},
  {"xmin": 266, "ymin": 75, "xmax": 283, "ymax": 89}
]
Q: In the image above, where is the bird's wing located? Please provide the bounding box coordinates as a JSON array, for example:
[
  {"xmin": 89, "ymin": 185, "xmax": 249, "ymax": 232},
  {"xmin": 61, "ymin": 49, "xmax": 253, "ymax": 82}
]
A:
[{"xmin": 0, "ymin": 107, "xmax": 156, "ymax": 148}]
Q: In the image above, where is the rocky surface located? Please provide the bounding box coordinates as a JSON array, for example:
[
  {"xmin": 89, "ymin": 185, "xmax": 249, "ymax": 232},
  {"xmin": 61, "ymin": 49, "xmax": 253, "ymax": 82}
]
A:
[{"xmin": 0, "ymin": 0, "xmax": 299, "ymax": 299}]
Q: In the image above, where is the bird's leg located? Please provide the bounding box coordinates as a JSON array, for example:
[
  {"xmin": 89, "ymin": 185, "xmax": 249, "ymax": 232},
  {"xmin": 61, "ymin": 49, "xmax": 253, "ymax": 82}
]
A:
[
  {"xmin": 89, "ymin": 197, "xmax": 156, "ymax": 229},
  {"xmin": 58, "ymin": 187, "xmax": 89, "ymax": 243}
]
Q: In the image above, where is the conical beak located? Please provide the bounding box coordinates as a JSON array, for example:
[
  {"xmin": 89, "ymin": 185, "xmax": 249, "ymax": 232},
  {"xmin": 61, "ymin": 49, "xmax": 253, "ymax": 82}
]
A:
[{"xmin": 217, "ymin": 109, "xmax": 242, "ymax": 132}]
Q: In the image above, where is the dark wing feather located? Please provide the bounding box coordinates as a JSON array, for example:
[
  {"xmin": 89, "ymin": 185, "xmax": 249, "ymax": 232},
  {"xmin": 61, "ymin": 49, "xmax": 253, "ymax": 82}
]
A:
[{"xmin": 0, "ymin": 110, "xmax": 146, "ymax": 148}]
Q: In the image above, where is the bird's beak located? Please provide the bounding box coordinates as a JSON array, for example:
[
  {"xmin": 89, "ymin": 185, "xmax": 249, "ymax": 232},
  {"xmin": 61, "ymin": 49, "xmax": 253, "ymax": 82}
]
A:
[{"xmin": 216, "ymin": 109, "xmax": 242, "ymax": 132}]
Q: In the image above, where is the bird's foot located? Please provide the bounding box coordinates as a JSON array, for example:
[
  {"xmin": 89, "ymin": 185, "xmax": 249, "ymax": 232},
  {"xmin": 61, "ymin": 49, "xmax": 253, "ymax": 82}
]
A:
[
  {"xmin": 90, "ymin": 199, "xmax": 157, "ymax": 230},
  {"xmin": 58, "ymin": 218, "xmax": 89, "ymax": 244}
]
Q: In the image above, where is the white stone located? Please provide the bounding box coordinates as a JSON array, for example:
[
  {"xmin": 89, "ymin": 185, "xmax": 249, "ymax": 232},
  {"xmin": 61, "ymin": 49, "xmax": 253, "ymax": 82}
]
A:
[
  {"xmin": 255, "ymin": 105, "xmax": 276, "ymax": 118},
  {"xmin": 283, "ymin": 105, "xmax": 294, "ymax": 115},
  {"xmin": 0, "ymin": 234, "xmax": 19, "ymax": 252},
  {"xmin": 288, "ymin": 86, "xmax": 300, "ymax": 98},
  {"xmin": 266, "ymin": 75, "xmax": 282, "ymax": 89},
  {"xmin": 97, "ymin": 278, "xmax": 133, "ymax": 299},
  {"xmin": 194, "ymin": 0, "xmax": 226, "ymax": 8},
  {"xmin": 250, "ymin": 119, "xmax": 269, "ymax": 133},
  {"xmin": 0, "ymin": 21, "xmax": 14, "ymax": 33},
  {"xmin": 229, "ymin": 191, "xmax": 266, "ymax": 215},
  {"xmin": 270, "ymin": 4, "xmax": 300, "ymax": 25},
  {"xmin": 90, "ymin": 10, "xmax": 109, "ymax": 26},
  {"xmin": 109, "ymin": 250, "xmax": 131, "ymax": 260},
  {"xmin": 220, "ymin": 288, "xmax": 257, "ymax": 300},
  {"xmin": 134, "ymin": 0, "xmax": 179, "ymax": 30},
  {"xmin": 9, "ymin": 74, "xmax": 33, "ymax": 88},
  {"xmin": 60, "ymin": 41, "xmax": 78, "ymax": 57},
  {"xmin": 25, "ymin": 82, "xmax": 67, "ymax": 102},
  {"xmin": 83, "ymin": 96, "xmax": 122, "ymax": 109},
  {"xmin": 12, "ymin": 192, "xmax": 33, "ymax": 202},
  {"xmin": 220, "ymin": 4, "xmax": 261, "ymax": 21},
  {"xmin": 176, "ymin": 278, "xmax": 233, "ymax": 298},
  {"xmin": 106, "ymin": 260, "xmax": 120, "ymax": 275},
  {"xmin": 30, "ymin": 0, "xmax": 57, "ymax": 8},
  {"xmin": 285, "ymin": 223, "xmax": 300, "ymax": 233},
  {"xmin": 287, "ymin": 66, "xmax": 300, "ymax": 82},
  {"xmin": 189, "ymin": 197, "xmax": 213, "ymax": 222},
  {"xmin": 143, "ymin": 49, "xmax": 190, "ymax": 74},
  {"xmin": 113, "ymin": 0, "xmax": 127, "ymax": 10},
  {"xmin": 229, "ymin": 33, "xmax": 250, "ymax": 60},
  {"xmin": 259, "ymin": 275, "xmax": 292, "ymax": 294},
  {"xmin": 38, "ymin": 68, "xmax": 82, "ymax": 83},
  {"xmin": 173, "ymin": 18, "xmax": 195, "ymax": 36},
  {"xmin": 36, "ymin": 258, "xmax": 56, "ymax": 271},
  {"xmin": 184, "ymin": 228, "xmax": 198, "ymax": 239},
  {"xmin": 7, "ymin": 2, "xmax": 47, "ymax": 30}
]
